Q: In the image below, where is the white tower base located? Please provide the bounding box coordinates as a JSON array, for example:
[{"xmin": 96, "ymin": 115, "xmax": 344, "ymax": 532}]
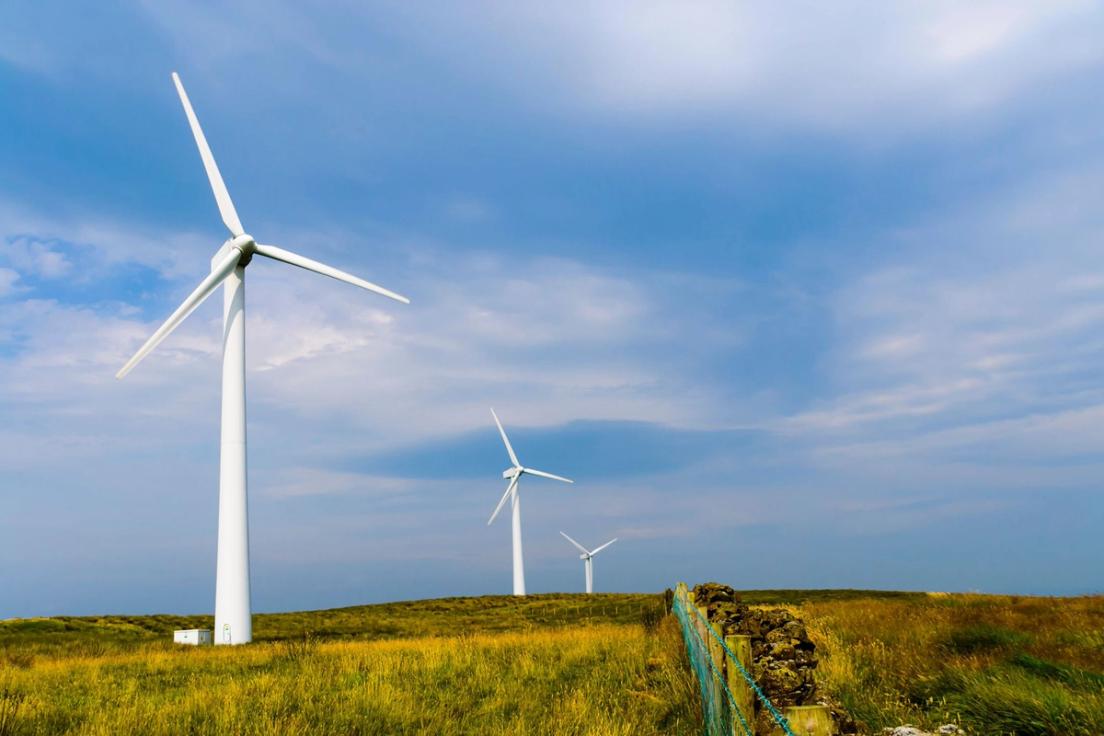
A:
[
  {"xmin": 511, "ymin": 489, "xmax": 525, "ymax": 596},
  {"xmin": 585, "ymin": 557, "xmax": 593, "ymax": 594},
  {"xmin": 214, "ymin": 263, "xmax": 252, "ymax": 645}
]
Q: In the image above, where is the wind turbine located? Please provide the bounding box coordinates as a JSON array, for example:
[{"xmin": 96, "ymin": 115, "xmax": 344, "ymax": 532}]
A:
[
  {"xmin": 560, "ymin": 532, "xmax": 617, "ymax": 594},
  {"xmin": 487, "ymin": 409, "xmax": 573, "ymax": 596},
  {"xmin": 115, "ymin": 73, "xmax": 408, "ymax": 645}
]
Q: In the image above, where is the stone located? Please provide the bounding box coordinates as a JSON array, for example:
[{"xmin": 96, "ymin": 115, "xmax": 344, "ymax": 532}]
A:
[
  {"xmin": 781, "ymin": 620, "xmax": 807, "ymax": 640},
  {"xmin": 881, "ymin": 727, "xmax": 965, "ymax": 736},
  {"xmin": 760, "ymin": 663, "xmax": 803, "ymax": 696},
  {"xmin": 685, "ymin": 581, "xmax": 852, "ymax": 733},
  {"xmin": 765, "ymin": 627, "xmax": 791, "ymax": 643},
  {"xmin": 768, "ymin": 641, "xmax": 795, "ymax": 660},
  {"xmin": 692, "ymin": 582, "xmax": 740, "ymax": 606}
]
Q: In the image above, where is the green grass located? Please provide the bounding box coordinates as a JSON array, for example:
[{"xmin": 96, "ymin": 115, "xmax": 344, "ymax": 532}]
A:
[
  {"xmin": 732, "ymin": 589, "xmax": 927, "ymax": 606},
  {"xmin": 942, "ymin": 624, "xmax": 1033, "ymax": 654},
  {"xmin": 0, "ymin": 593, "xmax": 697, "ymax": 736},
  {"xmin": 0, "ymin": 593, "xmax": 666, "ymax": 657},
  {"xmin": 5, "ymin": 588, "xmax": 1100, "ymax": 735},
  {"xmin": 794, "ymin": 592, "xmax": 1104, "ymax": 735}
]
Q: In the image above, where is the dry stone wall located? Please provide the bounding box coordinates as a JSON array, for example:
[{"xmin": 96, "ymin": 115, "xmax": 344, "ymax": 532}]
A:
[{"xmin": 689, "ymin": 583, "xmax": 858, "ymax": 735}]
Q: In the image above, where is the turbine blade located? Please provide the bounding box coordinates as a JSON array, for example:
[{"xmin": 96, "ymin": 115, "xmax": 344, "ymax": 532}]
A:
[
  {"xmin": 523, "ymin": 467, "xmax": 573, "ymax": 484},
  {"xmin": 116, "ymin": 249, "xmax": 241, "ymax": 379},
  {"xmin": 589, "ymin": 538, "xmax": 618, "ymax": 556},
  {"xmin": 559, "ymin": 531, "xmax": 589, "ymax": 555},
  {"xmin": 253, "ymin": 244, "xmax": 409, "ymax": 304},
  {"xmin": 487, "ymin": 476, "xmax": 519, "ymax": 526},
  {"xmin": 490, "ymin": 408, "xmax": 520, "ymax": 467},
  {"xmin": 172, "ymin": 72, "xmax": 244, "ymax": 237}
]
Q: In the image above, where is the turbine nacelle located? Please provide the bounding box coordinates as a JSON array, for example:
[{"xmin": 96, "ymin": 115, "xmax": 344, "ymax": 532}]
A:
[
  {"xmin": 213, "ymin": 234, "xmax": 256, "ymax": 269},
  {"xmin": 227, "ymin": 233, "xmax": 257, "ymax": 265},
  {"xmin": 560, "ymin": 532, "xmax": 616, "ymax": 594},
  {"xmin": 487, "ymin": 408, "xmax": 573, "ymax": 528}
]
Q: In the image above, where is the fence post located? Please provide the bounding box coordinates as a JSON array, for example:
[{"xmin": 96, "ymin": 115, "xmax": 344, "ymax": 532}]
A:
[
  {"xmin": 724, "ymin": 634, "xmax": 755, "ymax": 733},
  {"xmin": 707, "ymin": 617, "xmax": 731, "ymax": 733},
  {"xmin": 772, "ymin": 705, "xmax": 833, "ymax": 736},
  {"xmin": 693, "ymin": 597, "xmax": 728, "ymax": 734}
]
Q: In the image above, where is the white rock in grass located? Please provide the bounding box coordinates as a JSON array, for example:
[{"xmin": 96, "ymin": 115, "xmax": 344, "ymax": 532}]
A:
[{"xmin": 882, "ymin": 727, "xmax": 965, "ymax": 736}]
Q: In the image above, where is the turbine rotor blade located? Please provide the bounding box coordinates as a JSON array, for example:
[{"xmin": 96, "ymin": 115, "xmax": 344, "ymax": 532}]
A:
[
  {"xmin": 487, "ymin": 475, "xmax": 520, "ymax": 526},
  {"xmin": 590, "ymin": 538, "xmax": 618, "ymax": 556},
  {"xmin": 253, "ymin": 244, "xmax": 409, "ymax": 304},
  {"xmin": 490, "ymin": 408, "xmax": 520, "ymax": 467},
  {"xmin": 171, "ymin": 72, "xmax": 244, "ymax": 237},
  {"xmin": 523, "ymin": 467, "xmax": 573, "ymax": 484},
  {"xmin": 116, "ymin": 249, "xmax": 241, "ymax": 379},
  {"xmin": 559, "ymin": 531, "xmax": 590, "ymax": 555}
]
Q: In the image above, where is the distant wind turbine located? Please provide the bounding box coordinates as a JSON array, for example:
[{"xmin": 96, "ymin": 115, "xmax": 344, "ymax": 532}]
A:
[
  {"xmin": 560, "ymin": 532, "xmax": 617, "ymax": 594},
  {"xmin": 487, "ymin": 409, "xmax": 573, "ymax": 596},
  {"xmin": 115, "ymin": 72, "xmax": 409, "ymax": 645}
]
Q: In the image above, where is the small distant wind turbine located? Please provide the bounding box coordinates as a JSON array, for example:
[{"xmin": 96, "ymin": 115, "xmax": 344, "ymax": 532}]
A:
[
  {"xmin": 115, "ymin": 73, "xmax": 408, "ymax": 645},
  {"xmin": 487, "ymin": 408, "xmax": 573, "ymax": 596},
  {"xmin": 560, "ymin": 532, "xmax": 617, "ymax": 594}
]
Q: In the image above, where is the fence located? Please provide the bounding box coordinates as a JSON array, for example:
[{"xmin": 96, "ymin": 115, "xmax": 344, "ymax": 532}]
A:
[{"xmin": 672, "ymin": 583, "xmax": 833, "ymax": 736}]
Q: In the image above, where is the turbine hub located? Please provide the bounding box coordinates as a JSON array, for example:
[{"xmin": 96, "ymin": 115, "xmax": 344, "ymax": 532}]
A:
[
  {"xmin": 502, "ymin": 467, "xmax": 520, "ymax": 479},
  {"xmin": 229, "ymin": 233, "xmax": 257, "ymax": 266}
]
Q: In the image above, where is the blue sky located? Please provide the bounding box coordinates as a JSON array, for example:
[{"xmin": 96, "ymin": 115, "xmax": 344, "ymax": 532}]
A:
[{"xmin": 2, "ymin": 2, "xmax": 1103, "ymax": 617}]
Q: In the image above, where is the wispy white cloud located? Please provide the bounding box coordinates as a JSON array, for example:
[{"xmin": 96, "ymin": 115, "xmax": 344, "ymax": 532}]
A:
[
  {"xmin": 1, "ymin": 236, "xmax": 73, "ymax": 278},
  {"xmin": 0, "ymin": 267, "xmax": 18, "ymax": 296},
  {"xmin": 15, "ymin": 0, "xmax": 1086, "ymax": 138},
  {"xmin": 776, "ymin": 156, "xmax": 1104, "ymax": 499},
  {"xmin": 0, "ymin": 202, "xmax": 740, "ymax": 461},
  {"xmin": 481, "ymin": 1, "xmax": 1099, "ymax": 130}
]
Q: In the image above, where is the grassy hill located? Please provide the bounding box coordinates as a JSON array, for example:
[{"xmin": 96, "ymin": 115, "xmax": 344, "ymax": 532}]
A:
[
  {"xmin": 3, "ymin": 589, "xmax": 1100, "ymax": 735},
  {"xmin": 1, "ymin": 593, "xmax": 664, "ymax": 649},
  {"xmin": 0, "ymin": 592, "xmax": 695, "ymax": 736}
]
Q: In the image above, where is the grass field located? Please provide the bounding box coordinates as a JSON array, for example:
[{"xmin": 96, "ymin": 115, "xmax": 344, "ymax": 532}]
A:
[
  {"xmin": 0, "ymin": 593, "xmax": 698, "ymax": 736},
  {"xmin": 3, "ymin": 590, "xmax": 1101, "ymax": 735},
  {"xmin": 792, "ymin": 593, "xmax": 1104, "ymax": 735}
]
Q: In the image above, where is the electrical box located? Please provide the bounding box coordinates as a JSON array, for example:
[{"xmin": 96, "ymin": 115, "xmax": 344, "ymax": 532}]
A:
[{"xmin": 173, "ymin": 629, "xmax": 213, "ymax": 646}]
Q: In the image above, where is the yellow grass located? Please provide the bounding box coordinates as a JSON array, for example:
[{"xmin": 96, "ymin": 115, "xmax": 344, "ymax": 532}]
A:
[
  {"xmin": 0, "ymin": 619, "xmax": 699, "ymax": 736},
  {"xmin": 788, "ymin": 594, "xmax": 1104, "ymax": 735}
]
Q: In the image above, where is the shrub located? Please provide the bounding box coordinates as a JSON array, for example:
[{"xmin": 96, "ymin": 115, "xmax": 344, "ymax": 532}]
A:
[{"xmin": 942, "ymin": 625, "xmax": 1031, "ymax": 654}]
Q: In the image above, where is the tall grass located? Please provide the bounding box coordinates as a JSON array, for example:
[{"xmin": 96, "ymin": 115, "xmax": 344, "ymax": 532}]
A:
[
  {"xmin": 0, "ymin": 595, "xmax": 698, "ymax": 736},
  {"xmin": 794, "ymin": 593, "xmax": 1104, "ymax": 735},
  {"xmin": 0, "ymin": 593, "xmax": 667, "ymax": 659}
]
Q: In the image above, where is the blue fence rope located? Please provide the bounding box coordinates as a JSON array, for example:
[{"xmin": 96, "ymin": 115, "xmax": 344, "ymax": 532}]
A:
[
  {"xmin": 674, "ymin": 587, "xmax": 798, "ymax": 736},
  {"xmin": 673, "ymin": 594, "xmax": 754, "ymax": 736}
]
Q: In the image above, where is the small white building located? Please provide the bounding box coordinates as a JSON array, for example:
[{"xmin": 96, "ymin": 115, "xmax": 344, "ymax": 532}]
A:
[{"xmin": 173, "ymin": 629, "xmax": 213, "ymax": 646}]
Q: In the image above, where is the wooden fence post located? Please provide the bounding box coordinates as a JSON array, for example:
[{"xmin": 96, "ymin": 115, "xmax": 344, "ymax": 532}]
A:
[
  {"xmin": 724, "ymin": 634, "xmax": 754, "ymax": 734},
  {"xmin": 772, "ymin": 705, "xmax": 833, "ymax": 736},
  {"xmin": 706, "ymin": 618, "xmax": 730, "ymax": 733},
  {"xmin": 692, "ymin": 597, "xmax": 726, "ymax": 732}
]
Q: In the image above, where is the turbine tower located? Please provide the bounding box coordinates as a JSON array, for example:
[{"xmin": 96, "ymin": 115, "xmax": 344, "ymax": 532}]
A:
[
  {"xmin": 116, "ymin": 73, "xmax": 408, "ymax": 645},
  {"xmin": 487, "ymin": 409, "xmax": 573, "ymax": 596},
  {"xmin": 560, "ymin": 532, "xmax": 617, "ymax": 594}
]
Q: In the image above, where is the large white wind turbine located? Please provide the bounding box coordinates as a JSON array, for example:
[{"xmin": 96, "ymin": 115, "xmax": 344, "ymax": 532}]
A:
[
  {"xmin": 487, "ymin": 409, "xmax": 573, "ymax": 596},
  {"xmin": 560, "ymin": 532, "xmax": 617, "ymax": 594},
  {"xmin": 116, "ymin": 73, "xmax": 408, "ymax": 645}
]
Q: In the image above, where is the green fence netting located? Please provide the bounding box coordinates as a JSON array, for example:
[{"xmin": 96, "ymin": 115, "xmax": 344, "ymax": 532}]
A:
[{"xmin": 672, "ymin": 584, "xmax": 797, "ymax": 736}]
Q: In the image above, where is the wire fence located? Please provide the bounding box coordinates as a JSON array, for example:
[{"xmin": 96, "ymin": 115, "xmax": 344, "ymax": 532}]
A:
[
  {"xmin": 495, "ymin": 597, "xmax": 669, "ymax": 629},
  {"xmin": 672, "ymin": 583, "xmax": 799, "ymax": 736}
]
